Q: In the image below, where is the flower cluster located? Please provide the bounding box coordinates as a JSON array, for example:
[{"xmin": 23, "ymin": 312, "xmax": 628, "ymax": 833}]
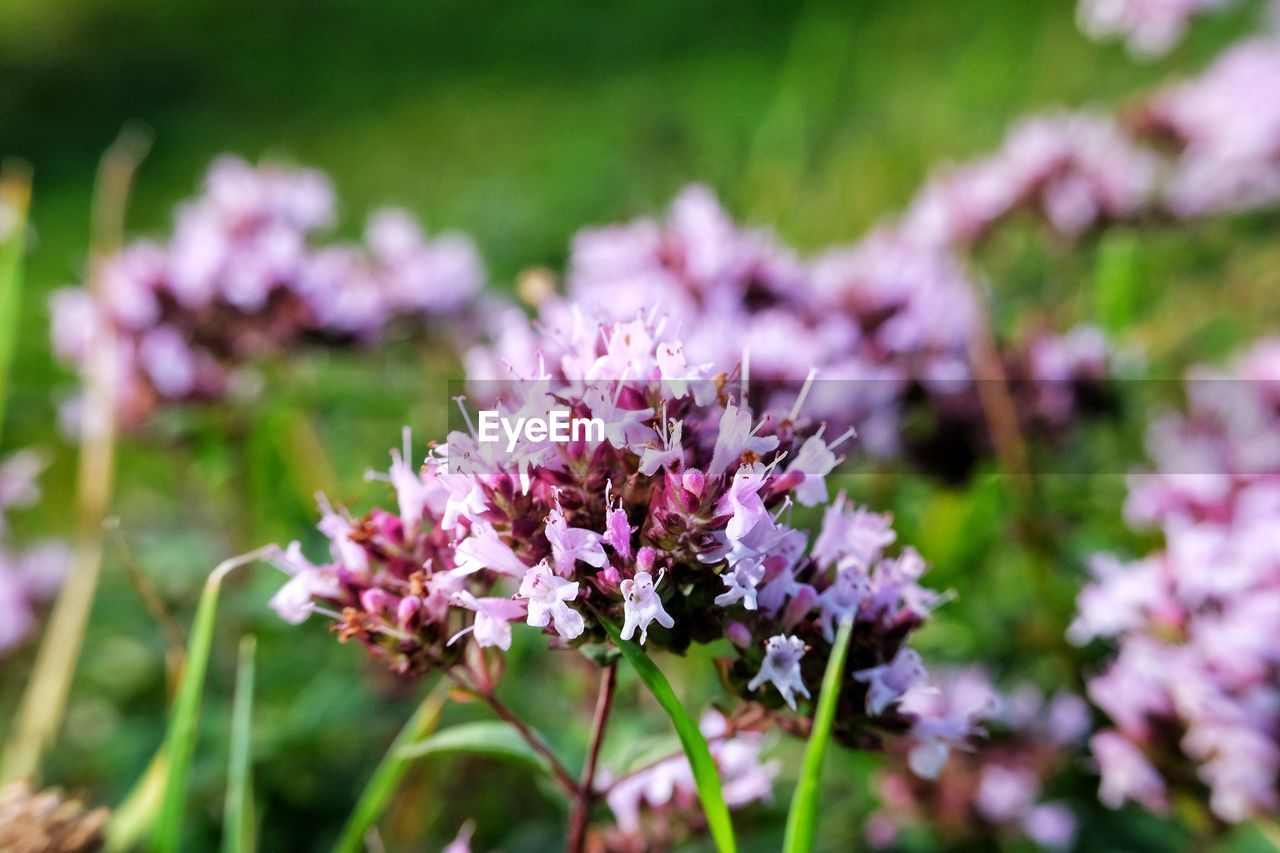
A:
[
  {"xmin": 1077, "ymin": 0, "xmax": 1233, "ymax": 57},
  {"xmin": 0, "ymin": 450, "xmax": 69, "ymax": 655},
  {"xmin": 1138, "ymin": 37, "xmax": 1280, "ymax": 217},
  {"xmin": 50, "ymin": 156, "xmax": 483, "ymax": 426},
  {"xmin": 866, "ymin": 669, "xmax": 1090, "ymax": 850},
  {"xmin": 902, "ymin": 112, "xmax": 1158, "ymax": 248},
  {"xmin": 595, "ymin": 709, "xmax": 779, "ymax": 851},
  {"xmin": 1071, "ymin": 339, "xmax": 1280, "ymax": 822},
  {"xmin": 907, "ymin": 38, "xmax": 1280, "ymax": 225},
  {"xmin": 275, "ymin": 312, "xmax": 979, "ymax": 774},
  {"xmin": 471, "ymin": 185, "xmax": 1117, "ymax": 477}
]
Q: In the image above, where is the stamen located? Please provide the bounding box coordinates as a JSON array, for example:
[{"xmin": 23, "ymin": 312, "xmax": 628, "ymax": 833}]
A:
[
  {"xmin": 447, "ymin": 624, "xmax": 476, "ymax": 646},
  {"xmin": 788, "ymin": 366, "xmax": 820, "ymax": 422},
  {"xmin": 453, "ymin": 395, "xmax": 478, "ymax": 438},
  {"xmin": 828, "ymin": 426, "xmax": 858, "ymax": 450}
]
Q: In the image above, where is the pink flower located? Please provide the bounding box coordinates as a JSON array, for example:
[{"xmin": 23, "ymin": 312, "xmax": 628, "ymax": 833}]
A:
[
  {"xmin": 1093, "ymin": 731, "xmax": 1168, "ymax": 812},
  {"xmin": 816, "ymin": 565, "xmax": 870, "ymax": 642},
  {"xmin": 715, "ymin": 463, "xmax": 772, "ymax": 543},
  {"xmin": 637, "ymin": 416, "xmax": 684, "ymax": 476},
  {"xmin": 708, "ymin": 404, "xmax": 779, "ymax": 480},
  {"xmin": 454, "ymin": 524, "xmax": 530, "ymax": 578},
  {"xmin": 269, "ymin": 542, "xmax": 341, "ymax": 624},
  {"xmin": 714, "ymin": 557, "xmax": 768, "ymax": 611},
  {"xmin": 545, "ymin": 498, "xmax": 607, "ymax": 577},
  {"xmin": 449, "ymin": 590, "xmax": 528, "ymax": 650},
  {"xmin": 620, "ymin": 570, "xmax": 675, "ymax": 645},
  {"xmin": 784, "ymin": 428, "xmax": 848, "ymax": 507},
  {"xmin": 517, "ymin": 561, "xmax": 585, "ymax": 640},
  {"xmin": 854, "ymin": 647, "xmax": 929, "ymax": 716},
  {"xmin": 748, "ymin": 634, "xmax": 810, "ymax": 710},
  {"xmin": 603, "ymin": 486, "xmax": 633, "ymax": 561}
]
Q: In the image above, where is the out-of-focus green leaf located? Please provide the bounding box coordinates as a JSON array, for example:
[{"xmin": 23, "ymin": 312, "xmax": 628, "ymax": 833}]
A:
[
  {"xmin": 1094, "ymin": 233, "xmax": 1144, "ymax": 334},
  {"xmin": 333, "ymin": 682, "xmax": 448, "ymax": 853},
  {"xmin": 598, "ymin": 616, "xmax": 736, "ymax": 853},
  {"xmin": 396, "ymin": 720, "xmax": 552, "ymax": 774},
  {"xmin": 151, "ymin": 546, "xmax": 278, "ymax": 853},
  {"xmin": 223, "ymin": 635, "xmax": 257, "ymax": 853},
  {"xmin": 783, "ymin": 615, "xmax": 854, "ymax": 853},
  {"xmin": 0, "ymin": 162, "xmax": 29, "ymax": 447}
]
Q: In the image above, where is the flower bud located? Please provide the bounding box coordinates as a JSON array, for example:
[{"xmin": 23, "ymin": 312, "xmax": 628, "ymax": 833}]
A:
[
  {"xmin": 396, "ymin": 594, "xmax": 422, "ymax": 629},
  {"xmin": 360, "ymin": 588, "xmax": 392, "ymax": 615},
  {"xmin": 781, "ymin": 585, "xmax": 819, "ymax": 631},
  {"xmin": 682, "ymin": 468, "xmax": 706, "ymax": 498},
  {"xmin": 725, "ymin": 621, "xmax": 752, "ymax": 648}
]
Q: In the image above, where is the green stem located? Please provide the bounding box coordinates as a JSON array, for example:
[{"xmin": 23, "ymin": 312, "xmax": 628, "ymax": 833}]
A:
[
  {"xmin": 567, "ymin": 662, "xmax": 617, "ymax": 853},
  {"xmin": 783, "ymin": 615, "xmax": 854, "ymax": 853}
]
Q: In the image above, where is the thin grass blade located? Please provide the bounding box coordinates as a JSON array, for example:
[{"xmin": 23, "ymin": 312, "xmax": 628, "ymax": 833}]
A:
[
  {"xmin": 151, "ymin": 545, "xmax": 277, "ymax": 853},
  {"xmin": 223, "ymin": 635, "xmax": 257, "ymax": 853},
  {"xmin": 0, "ymin": 161, "xmax": 31, "ymax": 447},
  {"xmin": 104, "ymin": 749, "xmax": 169, "ymax": 851},
  {"xmin": 598, "ymin": 617, "xmax": 736, "ymax": 853},
  {"xmin": 783, "ymin": 615, "xmax": 854, "ymax": 853}
]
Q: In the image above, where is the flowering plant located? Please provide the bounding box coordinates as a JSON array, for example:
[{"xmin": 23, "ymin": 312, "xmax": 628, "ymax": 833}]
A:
[
  {"xmin": 50, "ymin": 157, "xmax": 484, "ymax": 427},
  {"xmin": 271, "ymin": 310, "xmax": 983, "ymax": 848},
  {"xmin": 1073, "ymin": 340, "xmax": 1280, "ymax": 825}
]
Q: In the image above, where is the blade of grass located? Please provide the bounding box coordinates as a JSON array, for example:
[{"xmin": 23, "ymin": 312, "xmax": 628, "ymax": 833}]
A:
[
  {"xmin": 332, "ymin": 682, "xmax": 449, "ymax": 853},
  {"xmin": 223, "ymin": 635, "xmax": 257, "ymax": 853},
  {"xmin": 0, "ymin": 160, "xmax": 32, "ymax": 447},
  {"xmin": 782, "ymin": 615, "xmax": 854, "ymax": 853},
  {"xmin": 2, "ymin": 127, "xmax": 151, "ymax": 783},
  {"xmin": 597, "ymin": 616, "xmax": 736, "ymax": 853},
  {"xmin": 104, "ymin": 749, "xmax": 169, "ymax": 851},
  {"xmin": 152, "ymin": 545, "xmax": 279, "ymax": 853}
]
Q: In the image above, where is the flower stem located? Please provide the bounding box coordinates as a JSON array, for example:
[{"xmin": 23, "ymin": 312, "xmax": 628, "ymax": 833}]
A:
[
  {"xmin": 567, "ymin": 662, "xmax": 617, "ymax": 853},
  {"xmin": 448, "ymin": 671, "xmax": 579, "ymax": 799}
]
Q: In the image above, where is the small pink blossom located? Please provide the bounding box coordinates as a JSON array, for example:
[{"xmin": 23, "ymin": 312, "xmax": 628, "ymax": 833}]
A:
[
  {"xmin": 619, "ymin": 570, "xmax": 674, "ymax": 645},
  {"xmin": 747, "ymin": 634, "xmax": 810, "ymax": 710},
  {"xmin": 449, "ymin": 590, "xmax": 528, "ymax": 650},
  {"xmin": 517, "ymin": 561, "xmax": 585, "ymax": 640}
]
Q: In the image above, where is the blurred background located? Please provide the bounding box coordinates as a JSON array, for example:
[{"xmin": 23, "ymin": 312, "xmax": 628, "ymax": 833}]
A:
[{"xmin": 2, "ymin": 0, "xmax": 1278, "ymax": 849}]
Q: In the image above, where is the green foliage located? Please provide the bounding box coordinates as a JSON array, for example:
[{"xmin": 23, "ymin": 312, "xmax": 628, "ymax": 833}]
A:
[
  {"xmin": 397, "ymin": 720, "xmax": 554, "ymax": 776},
  {"xmin": 152, "ymin": 548, "xmax": 276, "ymax": 853},
  {"xmin": 1094, "ymin": 232, "xmax": 1146, "ymax": 334}
]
